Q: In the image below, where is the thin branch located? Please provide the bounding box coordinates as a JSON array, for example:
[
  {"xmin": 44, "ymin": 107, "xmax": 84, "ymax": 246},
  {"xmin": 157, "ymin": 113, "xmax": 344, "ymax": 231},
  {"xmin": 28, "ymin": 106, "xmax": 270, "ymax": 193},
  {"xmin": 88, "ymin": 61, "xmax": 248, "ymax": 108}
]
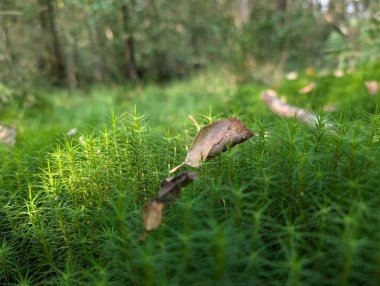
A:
[
  {"xmin": 0, "ymin": 11, "xmax": 23, "ymax": 16},
  {"xmin": 261, "ymin": 90, "xmax": 332, "ymax": 128}
]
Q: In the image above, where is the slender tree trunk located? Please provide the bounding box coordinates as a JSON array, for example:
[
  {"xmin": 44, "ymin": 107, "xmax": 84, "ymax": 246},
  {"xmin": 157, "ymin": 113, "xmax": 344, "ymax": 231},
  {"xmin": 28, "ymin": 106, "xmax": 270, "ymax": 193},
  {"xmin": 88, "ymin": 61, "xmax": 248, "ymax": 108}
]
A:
[
  {"xmin": 38, "ymin": 0, "xmax": 66, "ymax": 85},
  {"xmin": 235, "ymin": 0, "xmax": 253, "ymax": 27},
  {"xmin": 0, "ymin": 1, "xmax": 15, "ymax": 64},
  {"xmin": 277, "ymin": 0, "xmax": 287, "ymax": 24},
  {"xmin": 65, "ymin": 35, "xmax": 78, "ymax": 90},
  {"xmin": 277, "ymin": 0, "xmax": 287, "ymax": 11},
  {"xmin": 1, "ymin": 17, "xmax": 14, "ymax": 64},
  {"xmin": 46, "ymin": 0, "xmax": 65, "ymax": 80},
  {"xmin": 121, "ymin": 3, "xmax": 139, "ymax": 83}
]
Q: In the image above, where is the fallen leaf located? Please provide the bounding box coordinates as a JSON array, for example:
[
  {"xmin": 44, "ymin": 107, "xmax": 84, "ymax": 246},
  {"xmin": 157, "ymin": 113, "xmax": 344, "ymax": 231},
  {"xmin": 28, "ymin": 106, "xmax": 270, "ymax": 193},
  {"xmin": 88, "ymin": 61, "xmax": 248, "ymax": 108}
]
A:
[
  {"xmin": 306, "ymin": 67, "xmax": 314, "ymax": 77},
  {"xmin": 170, "ymin": 118, "xmax": 253, "ymax": 173},
  {"xmin": 142, "ymin": 171, "xmax": 197, "ymax": 232},
  {"xmin": 142, "ymin": 201, "xmax": 164, "ymax": 231},
  {"xmin": 0, "ymin": 125, "xmax": 16, "ymax": 146},
  {"xmin": 286, "ymin": 71, "xmax": 298, "ymax": 80},
  {"xmin": 334, "ymin": 70, "xmax": 344, "ymax": 78},
  {"xmin": 157, "ymin": 171, "xmax": 197, "ymax": 203},
  {"xmin": 364, "ymin": 81, "xmax": 378, "ymax": 95},
  {"xmin": 298, "ymin": 82, "xmax": 315, "ymax": 94}
]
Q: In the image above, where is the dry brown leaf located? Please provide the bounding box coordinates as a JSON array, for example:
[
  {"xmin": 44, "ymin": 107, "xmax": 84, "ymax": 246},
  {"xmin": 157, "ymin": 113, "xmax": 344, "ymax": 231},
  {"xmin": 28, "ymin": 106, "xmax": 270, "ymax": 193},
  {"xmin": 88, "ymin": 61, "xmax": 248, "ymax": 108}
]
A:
[
  {"xmin": 298, "ymin": 82, "xmax": 315, "ymax": 94},
  {"xmin": 157, "ymin": 171, "xmax": 197, "ymax": 203},
  {"xmin": 261, "ymin": 90, "xmax": 325, "ymax": 127},
  {"xmin": 0, "ymin": 125, "xmax": 16, "ymax": 147},
  {"xmin": 170, "ymin": 118, "xmax": 253, "ymax": 173},
  {"xmin": 142, "ymin": 201, "xmax": 164, "ymax": 232},
  {"xmin": 141, "ymin": 171, "xmax": 197, "ymax": 232},
  {"xmin": 364, "ymin": 81, "xmax": 378, "ymax": 95}
]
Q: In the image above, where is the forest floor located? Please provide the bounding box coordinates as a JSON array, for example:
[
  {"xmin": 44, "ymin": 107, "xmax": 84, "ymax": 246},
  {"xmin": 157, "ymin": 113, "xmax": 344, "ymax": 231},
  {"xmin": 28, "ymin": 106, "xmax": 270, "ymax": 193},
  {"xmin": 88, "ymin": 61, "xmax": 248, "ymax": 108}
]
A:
[{"xmin": 1, "ymin": 63, "xmax": 380, "ymax": 285}]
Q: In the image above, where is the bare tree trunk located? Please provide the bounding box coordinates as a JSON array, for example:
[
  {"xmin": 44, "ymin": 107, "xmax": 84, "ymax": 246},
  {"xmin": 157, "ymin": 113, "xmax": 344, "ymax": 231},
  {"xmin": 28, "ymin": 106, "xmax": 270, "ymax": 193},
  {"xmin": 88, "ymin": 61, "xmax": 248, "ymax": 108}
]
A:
[
  {"xmin": 38, "ymin": 0, "xmax": 66, "ymax": 85},
  {"xmin": 0, "ymin": 1, "xmax": 15, "ymax": 65},
  {"xmin": 65, "ymin": 37, "xmax": 78, "ymax": 90},
  {"xmin": 235, "ymin": 0, "xmax": 253, "ymax": 27},
  {"xmin": 1, "ymin": 16, "xmax": 14, "ymax": 64},
  {"xmin": 277, "ymin": 0, "xmax": 287, "ymax": 11},
  {"xmin": 277, "ymin": 0, "xmax": 287, "ymax": 24},
  {"xmin": 121, "ymin": 3, "xmax": 139, "ymax": 83}
]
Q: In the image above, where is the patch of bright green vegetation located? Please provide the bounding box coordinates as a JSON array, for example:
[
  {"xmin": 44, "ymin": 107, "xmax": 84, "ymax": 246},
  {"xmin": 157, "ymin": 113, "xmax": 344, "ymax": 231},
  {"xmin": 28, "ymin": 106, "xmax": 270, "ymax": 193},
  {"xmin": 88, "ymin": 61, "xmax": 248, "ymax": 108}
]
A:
[{"xmin": 1, "ymin": 66, "xmax": 380, "ymax": 285}]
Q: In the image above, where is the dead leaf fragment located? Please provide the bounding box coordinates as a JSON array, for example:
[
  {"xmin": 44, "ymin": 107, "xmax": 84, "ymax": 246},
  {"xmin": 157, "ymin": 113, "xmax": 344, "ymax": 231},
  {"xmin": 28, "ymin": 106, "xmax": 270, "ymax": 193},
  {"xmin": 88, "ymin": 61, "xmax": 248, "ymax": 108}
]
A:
[
  {"xmin": 141, "ymin": 171, "xmax": 197, "ymax": 232},
  {"xmin": 298, "ymin": 82, "xmax": 315, "ymax": 94},
  {"xmin": 0, "ymin": 125, "xmax": 16, "ymax": 146},
  {"xmin": 364, "ymin": 81, "xmax": 378, "ymax": 95},
  {"xmin": 157, "ymin": 171, "xmax": 197, "ymax": 203},
  {"xmin": 170, "ymin": 118, "xmax": 253, "ymax": 173},
  {"xmin": 142, "ymin": 201, "xmax": 164, "ymax": 231},
  {"xmin": 334, "ymin": 70, "xmax": 344, "ymax": 78},
  {"xmin": 306, "ymin": 67, "xmax": 314, "ymax": 77}
]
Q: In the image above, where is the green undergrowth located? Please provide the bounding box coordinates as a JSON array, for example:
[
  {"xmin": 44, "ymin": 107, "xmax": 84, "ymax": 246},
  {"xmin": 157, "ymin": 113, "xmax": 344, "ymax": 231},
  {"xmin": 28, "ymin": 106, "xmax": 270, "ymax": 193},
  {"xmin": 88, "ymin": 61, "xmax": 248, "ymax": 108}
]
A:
[
  {"xmin": 1, "ymin": 112, "xmax": 380, "ymax": 285},
  {"xmin": 1, "ymin": 65, "xmax": 380, "ymax": 285}
]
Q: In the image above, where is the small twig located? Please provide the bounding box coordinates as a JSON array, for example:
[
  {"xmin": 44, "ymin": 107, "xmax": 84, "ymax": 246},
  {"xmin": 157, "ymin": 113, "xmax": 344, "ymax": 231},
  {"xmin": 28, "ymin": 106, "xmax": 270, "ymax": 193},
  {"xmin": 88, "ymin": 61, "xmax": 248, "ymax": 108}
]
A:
[
  {"xmin": 0, "ymin": 11, "xmax": 23, "ymax": 16},
  {"xmin": 188, "ymin": 114, "xmax": 201, "ymax": 131},
  {"xmin": 261, "ymin": 90, "xmax": 333, "ymax": 129},
  {"xmin": 169, "ymin": 162, "xmax": 185, "ymax": 174}
]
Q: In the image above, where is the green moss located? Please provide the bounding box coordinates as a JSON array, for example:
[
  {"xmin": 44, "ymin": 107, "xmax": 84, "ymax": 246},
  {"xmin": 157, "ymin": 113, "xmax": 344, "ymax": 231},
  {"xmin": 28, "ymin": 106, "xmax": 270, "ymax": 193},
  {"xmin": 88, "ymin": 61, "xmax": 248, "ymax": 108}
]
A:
[{"xmin": 1, "ymin": 65, "xmax": 380, "ymax": 285}]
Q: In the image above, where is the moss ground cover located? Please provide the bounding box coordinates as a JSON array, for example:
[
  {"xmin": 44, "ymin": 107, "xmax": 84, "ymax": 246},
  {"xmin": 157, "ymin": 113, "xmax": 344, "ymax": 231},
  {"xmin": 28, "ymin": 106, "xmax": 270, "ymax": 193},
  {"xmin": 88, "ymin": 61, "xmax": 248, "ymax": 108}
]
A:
[{"xmin": 1, "ymin": 66, "xmax": 380, "ymax": 285}]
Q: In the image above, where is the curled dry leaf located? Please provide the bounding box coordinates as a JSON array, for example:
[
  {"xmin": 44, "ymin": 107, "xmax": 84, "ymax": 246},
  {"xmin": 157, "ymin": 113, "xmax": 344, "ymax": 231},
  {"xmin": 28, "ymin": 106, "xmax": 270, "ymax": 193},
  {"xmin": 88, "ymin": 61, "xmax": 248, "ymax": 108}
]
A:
[
  {"xmin": 364, "ymin": 81, "xmax": 378, "ymax": 95},
  {"xmin": 0, "ymin": 125, "xmax": 16, "ymax": 147},
  {"xmin": 142, "ymin": 201, "xmax": 164, "ymax": 232},
  {"xmin": 142, "ymin": 171, "xmax": 197, "ymax": 232},
  {"xmin": 170, "ymin": 118, "xmax": 253, "ymax": 173},
  {"xmin": 298, "ymin": 82, "xmax": 315, "ymax": 94},
  {"xmin": 157, "ymin": 171, "xmax": 197, "ymax": 203}
]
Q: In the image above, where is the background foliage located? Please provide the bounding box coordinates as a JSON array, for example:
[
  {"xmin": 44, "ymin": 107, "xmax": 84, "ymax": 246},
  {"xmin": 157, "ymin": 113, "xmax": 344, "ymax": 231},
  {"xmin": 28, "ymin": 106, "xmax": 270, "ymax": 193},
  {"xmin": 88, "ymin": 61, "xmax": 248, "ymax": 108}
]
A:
[{"xmin": 0, "ymin": 0, "xmax": 379, "ymax": 87}]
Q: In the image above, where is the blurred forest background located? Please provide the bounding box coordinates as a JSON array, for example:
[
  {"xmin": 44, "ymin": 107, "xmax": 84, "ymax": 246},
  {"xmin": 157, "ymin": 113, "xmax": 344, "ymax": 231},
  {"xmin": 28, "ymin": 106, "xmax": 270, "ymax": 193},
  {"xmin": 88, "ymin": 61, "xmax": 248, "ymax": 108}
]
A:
[
  {"xmin": 0, "ymin": 0, "xmax": 379, "ymax": 89},
  {"xmin": 1, "ymin": 1, "xmax": 380, "ymax": 285}
]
